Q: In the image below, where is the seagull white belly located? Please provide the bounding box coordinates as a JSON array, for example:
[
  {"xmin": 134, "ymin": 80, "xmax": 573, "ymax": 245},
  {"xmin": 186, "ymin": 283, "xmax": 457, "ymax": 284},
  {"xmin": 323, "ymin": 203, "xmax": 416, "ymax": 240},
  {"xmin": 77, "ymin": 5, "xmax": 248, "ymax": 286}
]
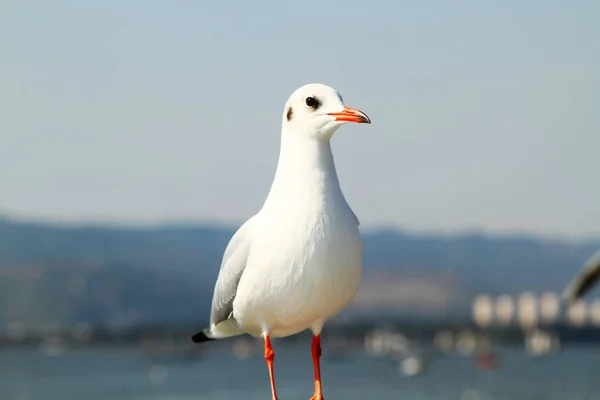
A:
[{"xmin": 233, "ymin": 225, "xmax": 362, "ymax": 338}]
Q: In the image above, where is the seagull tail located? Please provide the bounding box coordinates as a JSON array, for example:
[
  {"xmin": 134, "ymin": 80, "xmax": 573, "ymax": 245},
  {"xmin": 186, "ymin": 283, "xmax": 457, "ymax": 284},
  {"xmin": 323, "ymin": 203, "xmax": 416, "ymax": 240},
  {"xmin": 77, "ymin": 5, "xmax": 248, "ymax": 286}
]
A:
[
  {"xmin": 191, "ymin": 328, "xmax": 217, "ymax": 343},
  {"xmin": 191, "ymin": 319, "xmax": 244, "ymax": 344}
]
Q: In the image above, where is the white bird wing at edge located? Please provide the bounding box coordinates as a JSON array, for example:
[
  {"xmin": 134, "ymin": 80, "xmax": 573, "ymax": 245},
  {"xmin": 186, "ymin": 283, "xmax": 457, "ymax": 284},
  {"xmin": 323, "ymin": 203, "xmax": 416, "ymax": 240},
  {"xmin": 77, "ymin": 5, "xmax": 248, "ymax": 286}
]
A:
[{"xmin": 209, "ymin": 216, "xmax": 256, "ymax": 326}]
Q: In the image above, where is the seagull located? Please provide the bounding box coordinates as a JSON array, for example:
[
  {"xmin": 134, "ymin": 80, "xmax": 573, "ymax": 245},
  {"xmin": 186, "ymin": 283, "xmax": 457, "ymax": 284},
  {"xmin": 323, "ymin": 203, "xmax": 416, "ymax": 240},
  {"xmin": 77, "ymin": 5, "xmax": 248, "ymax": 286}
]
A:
[
  {"xmin": 191, "ymin": 83, "xmax": 371, "ymax": 400},
  {"xmin": 562, "ymin": 248, "xmax": 600, "ymax": 305}
]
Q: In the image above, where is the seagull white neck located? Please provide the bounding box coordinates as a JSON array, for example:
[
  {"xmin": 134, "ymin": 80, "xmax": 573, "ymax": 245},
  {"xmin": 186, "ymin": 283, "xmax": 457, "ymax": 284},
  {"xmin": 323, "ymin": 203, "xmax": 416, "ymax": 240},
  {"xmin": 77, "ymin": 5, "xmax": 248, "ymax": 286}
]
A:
[{"xmin": 262, "ymin": 131, "xmax": 343, "ymax": 211}]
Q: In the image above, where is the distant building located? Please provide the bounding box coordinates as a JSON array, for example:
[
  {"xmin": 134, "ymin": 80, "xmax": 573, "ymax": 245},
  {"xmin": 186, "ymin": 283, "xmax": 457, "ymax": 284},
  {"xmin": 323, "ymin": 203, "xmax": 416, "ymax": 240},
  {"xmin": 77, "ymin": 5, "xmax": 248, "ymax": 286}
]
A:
[
  {"xmin": 590, "ymin": 299, "xmax": 600, "ymax": 327},
  {"xmin": 539, "ymin": 292, "xmax": 560, "ymax": 324},
  {"xmin": 566, "ymin": 301, "xmax": 587, "ymax": 327},
  {"xmin": 472, "ymin": 295, "xmax": 493, "ymax": 327},
  {"xmin": 495, "ymin": 295, "xmax": 515, "ymax": 326},
  {"xmin": 517, "ymin": 292, "xmax": 538, "ymax": 329},
  {"xmin": 472, "ymin": 291, "xmax": 600, "ymax": 329}
]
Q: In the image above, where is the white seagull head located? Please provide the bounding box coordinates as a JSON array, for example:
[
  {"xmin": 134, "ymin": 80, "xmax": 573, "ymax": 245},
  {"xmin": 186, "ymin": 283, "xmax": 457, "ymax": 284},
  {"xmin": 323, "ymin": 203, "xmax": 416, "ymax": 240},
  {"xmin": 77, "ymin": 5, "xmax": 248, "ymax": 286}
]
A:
[{"xmin": 281, "ymin": 83, "xmax": 371, "ymax": 140}]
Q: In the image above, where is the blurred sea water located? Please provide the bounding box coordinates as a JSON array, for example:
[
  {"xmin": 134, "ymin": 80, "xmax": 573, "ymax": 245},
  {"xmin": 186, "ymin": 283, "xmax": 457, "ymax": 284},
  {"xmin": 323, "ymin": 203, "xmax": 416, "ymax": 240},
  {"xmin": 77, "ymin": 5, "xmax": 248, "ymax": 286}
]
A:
[{"xmin": 2, "ymin": 342, "xmax": 600, "ymax": 400}]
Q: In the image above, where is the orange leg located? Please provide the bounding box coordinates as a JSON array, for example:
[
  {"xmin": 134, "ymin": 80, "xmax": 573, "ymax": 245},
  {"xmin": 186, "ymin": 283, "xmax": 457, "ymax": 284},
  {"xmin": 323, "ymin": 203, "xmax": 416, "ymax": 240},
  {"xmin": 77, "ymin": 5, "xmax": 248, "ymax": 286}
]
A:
[
  {"xmin": 264, "ymin": 335, "xmax": 279, "ymax": 400},
  {"xmin": 310, "ymin": 334, "xmax": 324, "ymax": 400}
]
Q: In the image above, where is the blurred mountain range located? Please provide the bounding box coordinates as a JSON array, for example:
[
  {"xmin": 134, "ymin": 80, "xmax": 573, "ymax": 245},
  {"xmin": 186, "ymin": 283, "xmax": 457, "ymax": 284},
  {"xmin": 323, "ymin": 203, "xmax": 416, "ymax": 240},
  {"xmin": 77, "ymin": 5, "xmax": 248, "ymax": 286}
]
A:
[{"xmin": 0, "ymin": 216, "xmax": 598, "ymax": 332}]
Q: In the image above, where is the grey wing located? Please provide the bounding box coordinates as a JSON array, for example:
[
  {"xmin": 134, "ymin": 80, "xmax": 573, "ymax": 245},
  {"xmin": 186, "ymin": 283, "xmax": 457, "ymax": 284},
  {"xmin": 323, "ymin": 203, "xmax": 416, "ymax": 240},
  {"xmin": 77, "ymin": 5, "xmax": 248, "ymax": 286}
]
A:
[
  {"xmin": 563, "ymin": 249, "xmax": 600, "ymax": 304},
  {"xmin": 209, "ymin": 216, "xmax": 255, "ymax": 326}
]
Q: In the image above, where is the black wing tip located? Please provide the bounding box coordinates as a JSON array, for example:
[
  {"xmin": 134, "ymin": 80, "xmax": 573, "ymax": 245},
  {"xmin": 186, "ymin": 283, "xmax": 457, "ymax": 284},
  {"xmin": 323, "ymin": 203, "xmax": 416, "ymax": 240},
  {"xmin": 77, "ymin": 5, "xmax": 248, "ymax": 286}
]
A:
[{"xmin": 191, "ymin": 330, "xmax": 216, "ymax": 343}]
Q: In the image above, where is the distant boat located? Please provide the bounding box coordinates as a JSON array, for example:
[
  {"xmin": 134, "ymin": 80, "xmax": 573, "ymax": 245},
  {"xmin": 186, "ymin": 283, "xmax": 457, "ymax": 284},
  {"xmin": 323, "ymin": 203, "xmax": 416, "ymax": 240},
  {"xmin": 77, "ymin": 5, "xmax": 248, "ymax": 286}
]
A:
[
  {"xmin": 398, "ymin": 354, "xmax": 428, "ymax": 377},
  {"xmin": 524, "ymin": 329, "xmax": 560, "ymax": 358},
  {"xmin": 39, "ymin": 337, "xmax": 67, "ymax": 357},
  {"xmin": 364, "ymin": 328, "xmax": 409, "ymax": 357},
  {"xmin": 475, "ymin": 352, "xmax": 501, "ymax": 370}
]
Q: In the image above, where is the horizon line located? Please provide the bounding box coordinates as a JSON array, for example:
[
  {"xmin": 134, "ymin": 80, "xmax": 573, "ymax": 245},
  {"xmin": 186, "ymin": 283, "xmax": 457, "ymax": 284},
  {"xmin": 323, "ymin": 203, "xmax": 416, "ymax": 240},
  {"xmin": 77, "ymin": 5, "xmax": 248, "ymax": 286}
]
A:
[{"xmin": 1, "ymin": 212, "xmax": 598, "ymax": 245}]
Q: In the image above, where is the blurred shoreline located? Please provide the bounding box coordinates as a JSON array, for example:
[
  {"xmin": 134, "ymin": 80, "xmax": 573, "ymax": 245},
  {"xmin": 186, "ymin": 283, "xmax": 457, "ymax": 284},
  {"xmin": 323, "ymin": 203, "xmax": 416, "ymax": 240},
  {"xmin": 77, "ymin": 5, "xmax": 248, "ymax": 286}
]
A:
[{"xmin": 4, "ymin": 320, "xmax": 600, "ymax": 349}]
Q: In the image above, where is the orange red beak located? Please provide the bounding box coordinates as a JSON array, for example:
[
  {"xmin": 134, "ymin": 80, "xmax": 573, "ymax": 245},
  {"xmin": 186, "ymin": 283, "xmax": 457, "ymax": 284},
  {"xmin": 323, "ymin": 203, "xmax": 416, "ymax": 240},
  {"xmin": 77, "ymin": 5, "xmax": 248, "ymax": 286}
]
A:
[{"xmin": 328, "ymin": 106, "xmax": 371, "ymax": 124}]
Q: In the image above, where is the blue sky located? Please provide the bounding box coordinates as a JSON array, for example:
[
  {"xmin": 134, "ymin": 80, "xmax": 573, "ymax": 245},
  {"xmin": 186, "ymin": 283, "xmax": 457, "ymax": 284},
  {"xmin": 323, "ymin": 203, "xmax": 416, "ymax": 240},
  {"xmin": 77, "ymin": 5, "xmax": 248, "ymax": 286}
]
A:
[{"xmin": 1, "ymin": 0, "xmax": 599, "ymax": 238}]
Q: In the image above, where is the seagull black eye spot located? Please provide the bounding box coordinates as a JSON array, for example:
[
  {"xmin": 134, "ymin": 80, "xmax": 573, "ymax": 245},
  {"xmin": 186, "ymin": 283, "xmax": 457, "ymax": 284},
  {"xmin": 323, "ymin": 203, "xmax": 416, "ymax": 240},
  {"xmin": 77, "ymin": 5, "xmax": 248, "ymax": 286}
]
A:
[
  {"xmin": 286, "ymin": 107, "xmax": 293, "ymax": 121},
  {"xmin": 305, "ymin": 96, "xmax": 320, "ymax": 110}
]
